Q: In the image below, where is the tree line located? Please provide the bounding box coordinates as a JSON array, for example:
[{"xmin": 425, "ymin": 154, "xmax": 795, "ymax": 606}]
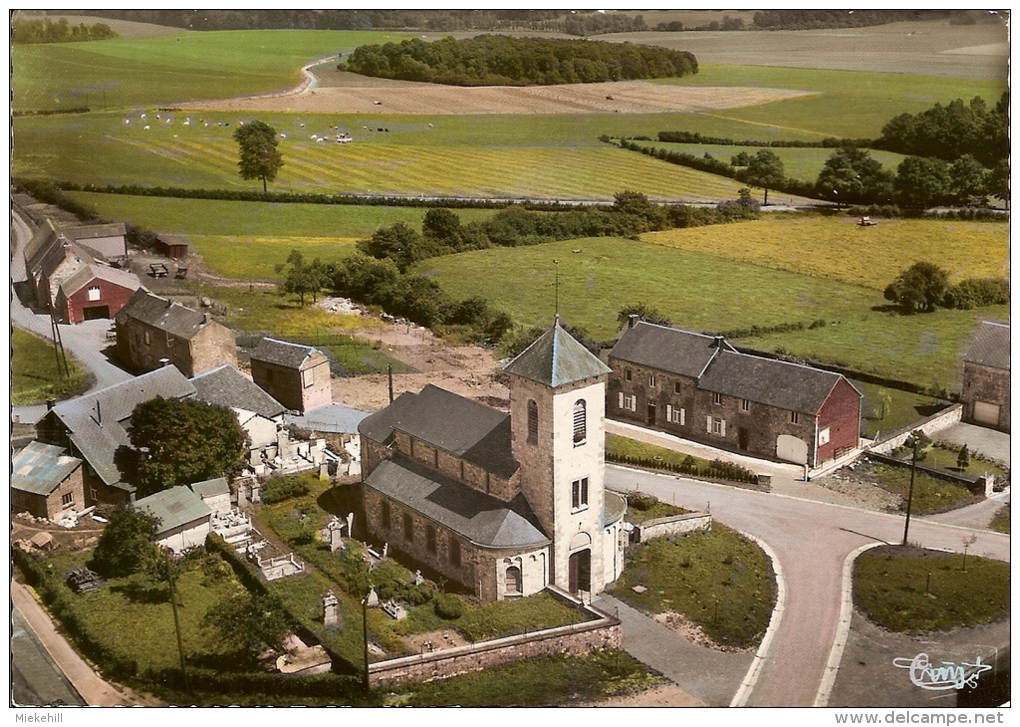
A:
[
  {"xmin": 342, "ymin": 36, "xmax": 697, "ymax": 86},
  {"xmin": 12, "ymin": 19, "xmax": 119, "ymax": 44}
]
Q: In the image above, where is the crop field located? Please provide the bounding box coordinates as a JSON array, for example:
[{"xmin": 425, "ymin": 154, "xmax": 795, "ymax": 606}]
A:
[
  {"xmin": 633, "ymin": 141, "xmax": 908, "ymax": 184},
  {"xmin": 11, "ymin": 30, "xmax": 411, "ymax": 112},
  {"xmin": 645, "ymin": 217, "xmax": 1009, "ymax": 291},
  {"xmin": 420, "ymin": 236, "xmax": 1005, "ymax": 388}
]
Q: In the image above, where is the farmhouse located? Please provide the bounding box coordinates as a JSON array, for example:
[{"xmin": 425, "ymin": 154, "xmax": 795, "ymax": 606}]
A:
[
  {"xmin": 250, "ymin": 338, "xmax": 332, "ymax": 413},
  {"xmin": 134, "ymin": 485, "xmax": 212, "ymax": 554},
  {"xmin": 191, "ymin": 365, "xmax": 287, "ymax": 449},
  {"xmin": 608, "ymin": 319, "xmax": 862, "ymax": 469},
  {"xmin": 960, "ymin": 320, "xmax": 1010, "ymax": 432},
  {"xmin": 115, "ymin": 289, "xmax": 237, "ymax": 377},
  {"xmin": 35, "ymin": 366, "xmax": 197, "ymax": 506},
  {"xmin": 23, "ymin": 219, "xmax": 94, "ymax": 312},
  {"xmin": 359, "ymin": 318, "xmax": 627, "ymax": 603},
  {"xmin": 53, "ymin": 263, "xmax": 143, "ymax": 324},
  {"xmin": 11, "ymin": 441, "xmax": 85, "ymax": 520}
]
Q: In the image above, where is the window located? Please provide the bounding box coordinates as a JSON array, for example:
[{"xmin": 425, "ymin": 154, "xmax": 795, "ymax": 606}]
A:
[
  {"xmin": 87, "ymin": 286, "xmax": 101, "ymax": 302},
  {"xmin": 625, "ymin": 369, "xmax": 632, "ymax": 382},
  {"xmin": 506, "ymin": 566, "xmax": 522, "ymax": 595},
  {"xmin": 674, "ymin": 381, "xmax": 682, "ymax": 394},
  {"xmin": 790, "ymin": 411, "xmax": 800, "ymax": 425},
  {"xmin": 459, "ymin": 460, "xmax": 465, "ymax": 480},
  {"xmin": 90, "ymin": 487, "xmax": 99, "ymax": 502},
  {"xmin": 450, "ymin": 539, "xmax": 461, "ymax": 567},
  {"xmin": 382, "ymin": 501, "xmax": 391, "ymax": 530},
  {"xmin": 143, "ymin": 330, "xmax": 151, "ymax": 346},
  {"xmin": 667, "ymin": 405, "xmax": 685, "ymax": 425},
  {"xmin": 818, "ymin": 427, "xmax": 830, "ymax": 446},
  {"xmin": 61, "ymin": 492, "xmax": 74, "ymax": 509},
  {"xmin": 708, "ymin": 416, "xmax": 726, "ymax": 437},
  {"xmin": 571, "ymin": 477, "xmax": 589, "ymax": 510},
  {"xmin": 403, "ymin": 513, "xmax": 413, "ymax": 541},
  {"xmin": 648, "ymin": 374, "xmax": 656, "ymax": 388},
  {"xmin": 426, "ymin": 525, "xmax": 437, "ymax": 554},
  {"xmin": 302, "ymin": 368, "xmax": 314, "ymax": 388},
  {"xmin": 741, "ymin": 399, "xmax": 751, "ymax": 412},
  {"xmin": 618, "ymin": 393, "xmax": 637, "ymax": 412},
  {"xmin": 573, "ymin": 400, "xmax": 586, "ymax": 445},
  {"xmin": 527, "ymin": 400, "xmax": 538, "ymax": 444},
  {"xmin": 713, "ymin": 392, "xmax": 723, "ymax": 405}
]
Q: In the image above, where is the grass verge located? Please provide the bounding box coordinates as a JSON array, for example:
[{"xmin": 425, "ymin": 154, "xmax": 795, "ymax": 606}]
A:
[
  {"xmin": 989, "ymin": 504, "xmax": 1009, "ymax": 534},
  {"xmin": 12, "ymin": 326, "xmax": 89, "ymax": 405},
  {"xmin": 854, "ymin": 545, "xmax": 1009, "ymax": 633},
  {"xmin": 608, "ymin": 524, "xmax": 775, "ymax": 648}
]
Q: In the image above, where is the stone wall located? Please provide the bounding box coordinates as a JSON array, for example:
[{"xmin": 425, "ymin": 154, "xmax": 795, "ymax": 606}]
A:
[
  {"xmin": 869, "ymin": 403, "xmax": 963, "ymax": 454},
  {"xmin": 367, "ymin": 591, "xmax": 620, "ymax": 687},
  {"xmin": 633, "ymin": 512, "xmax": 712, "ymax": 544}
]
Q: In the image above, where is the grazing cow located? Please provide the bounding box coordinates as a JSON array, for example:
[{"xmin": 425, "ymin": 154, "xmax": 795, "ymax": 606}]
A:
[{"xmin": 144, "ymin": 125, "xmax": 150, "ymax": 130}]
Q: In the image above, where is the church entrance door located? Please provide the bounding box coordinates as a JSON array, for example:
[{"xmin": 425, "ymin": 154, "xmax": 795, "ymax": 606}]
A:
[{"xmin": 568, "ymin": 549, "xmax": 591, "ymax": 594}]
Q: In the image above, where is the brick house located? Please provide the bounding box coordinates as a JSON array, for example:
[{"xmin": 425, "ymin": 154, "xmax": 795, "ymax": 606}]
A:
[
  {"xmin": 53, "ymin": 263, "xmax": 143, "ymax": 324},
  {"xmin": 250, "ymin": 338, "xmax": 332, "ymax": 413},
  {"xmin": 960, "ymin": 321, "xmax": 1010, "ymax": 431},
  {"xmin": 115, "ymin": 289, "xmax": 237, "ymax": 377},
  {"xmin": 35, "ymin": 366, "xmax": 198, "ymax": 507},
  {"xmin": 359, "ymin": 319, "xmax": 627, "ymax": 603},
  {"xmin": 608, "ymin": 319, "xmax": 863, "ymax": 469},
  {"xmin": 11, "ymin": 441, "xmax": 85, "ymax": 519}
]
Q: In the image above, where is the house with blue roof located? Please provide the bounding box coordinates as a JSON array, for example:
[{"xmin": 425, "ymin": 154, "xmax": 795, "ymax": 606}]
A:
[{"xmin": 11, "ymin": 441, "xmax": 85, "ymax": 520}]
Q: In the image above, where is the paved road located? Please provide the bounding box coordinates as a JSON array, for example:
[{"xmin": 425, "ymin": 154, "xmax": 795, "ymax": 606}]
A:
[
  {"xmin": 11, "ymin": 607, "xmax": 86, "ymax": 706},
  {"xmin": 605, "ymin": 464, "xmax": 1010, "ymax": 708},
  {"xmin": 11, "ymin": 209, "xmax": 133, "ymax": 424}
]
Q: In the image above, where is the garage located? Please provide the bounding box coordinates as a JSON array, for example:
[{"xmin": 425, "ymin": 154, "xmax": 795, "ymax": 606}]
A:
[
  {"xmin": 777, "ymin": 434, "xmax": 809, "ymax": 465},
  {"xmin": 973, "ymin": 401, "xmax": 1001, "ymax": 427}
]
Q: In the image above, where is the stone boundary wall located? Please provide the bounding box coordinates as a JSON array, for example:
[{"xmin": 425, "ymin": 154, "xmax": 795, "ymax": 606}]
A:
[
  {"xmin": 633, "ymin": 512, "xmax": 712, "ymax": 544},
  {"xmin": 868, "ymin": 403, "xmax": 963, "ymax": 455},
  {"xmin": 367, "ymin": 588, "xmax": 620, "ymax": 687}
]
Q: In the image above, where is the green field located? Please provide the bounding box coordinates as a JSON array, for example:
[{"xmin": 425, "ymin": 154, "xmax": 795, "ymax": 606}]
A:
[
  {"xmin": 12, "ymin": 327, "xmax": 89, "ymax": 404},
  {"xmin": 420, "ymin": 235, "xmax": 1005, "ymax": 388},
  {"xmin": 11, "ymin": 30, "xmax": 411, "ymax": 112}
]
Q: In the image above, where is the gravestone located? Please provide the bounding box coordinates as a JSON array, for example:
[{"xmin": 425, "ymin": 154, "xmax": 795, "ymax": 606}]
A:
[
  {"xmin": 322, "ymin": 590, "xmax": 339, "ymax": 627},
  {"xmin": 251, "ymin": 484, "xmax": 261, "ymax": 504},
  {"xmin": 366, "ymin": 587, "xmax": 379, "ymax": 608}
]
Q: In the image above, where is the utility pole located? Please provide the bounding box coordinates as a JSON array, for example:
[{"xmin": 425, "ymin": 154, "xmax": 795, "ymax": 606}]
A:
[
  {"xmin": 901, "ymin": 432, "xmax": 924, "ymax": 547},
  {"xmin": 362, "ymin": 596, "xmax": 370, "ymax": 692}
]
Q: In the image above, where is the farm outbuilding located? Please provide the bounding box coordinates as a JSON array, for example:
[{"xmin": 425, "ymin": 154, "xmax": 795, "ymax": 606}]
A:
[
  {"xmin": 11, "ymin": 441, "xmax": 85, "ymax": 520},
  {"xmin": 960, "ymin": 321, "xmax": 1010, "ymax": 432},
  {"xmin": 250, "ymin": 338, "xmax": 332, "ymax": 413},
  {"xmin": 53, "ymin": 263, "xmax": 143, "ymax": 324},
  {"xmin": 154, "ymin": 234, "xmax": 190, "ymax": 260}
]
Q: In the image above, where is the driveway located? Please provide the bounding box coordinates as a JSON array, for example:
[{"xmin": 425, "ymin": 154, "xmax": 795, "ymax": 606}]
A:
[
  {"xmin": 605, "ymin": 464, "xmax": 1010, "ymax": 707},
  {"xmin": 934, "ymin": 422, "xmax": 1011, "ymax": 466}
]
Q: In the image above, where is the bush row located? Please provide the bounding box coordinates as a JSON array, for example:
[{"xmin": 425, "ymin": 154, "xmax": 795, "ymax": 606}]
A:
[
  {"xmin": 606, "ymin": 453, "xmax": 758, "ymax": 484},
  {"xmin": 658, "ymin": 130, "xmax": 875, "ymax": 149},
  {"xmin": 141, "ymin": 665, "xmax": 365, "ymax": 703}
]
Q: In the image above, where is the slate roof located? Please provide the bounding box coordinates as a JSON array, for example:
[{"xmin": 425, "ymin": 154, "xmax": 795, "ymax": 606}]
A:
[
  {"xmin": 25, "ymin": 219, "xmax": 93, "ymax": 281},
  {"xmin": 191, "ymin": 365, "xmax": 287, "ymax": 420},
  {"xmin": 965, "ymin": 321, "xmax": 1010, "ymax": 371},
  {"xmin": 50, "ymin": 367, "xmax": 196, "ymax": 487},
  {"xmin": 251, "ymin": 338, "xmax": 319, "ymax": 369},
  {"xmin": 61, "ymin": 223, "xmax": 127, "ymax": 241},
  {"xmin": 12, "ymin": 442, "xmax": 83, "ymax": 496},
  {"xmin": 364, "ymin": 456, "xmax": 549, "ymax": 549},
  {"xmin": 58, "ymin": 264, "xmax": 142, "ymax": 298},
  {"xmin": 116, "ymin": 289, "xmax": 211, "ymax": 340},
  {"xmin": 699, "ymin": 349, "xmax": 849, "ymax": 415},
  {"xmin": 135, "ymin": 485, "xmax": 211, "ymax": 535},
  {"xmin": 609, "ymin": 321, "xmax": 735, "ymax": 378},
  {"xmin": 503, "ymin": 317, "xmax": 611, "ymax": 387},
  {"xmin": 359, "ymin": 384, "xmax": 518, "ymax": 480},
  {"xmin": 288, "ymin": 404, "xmax": 370, "ymax": 434},
  {"xmin": 190, "ymin": 477, "xmax": 230, "ymax": 500},
  {"xmin": 603, "ymin": 490, "xmax": 627, "ymax": 528}
]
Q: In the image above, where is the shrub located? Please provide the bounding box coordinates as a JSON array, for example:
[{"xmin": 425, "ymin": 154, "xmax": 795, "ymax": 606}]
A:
[
  {"xmin": 434, "ymin": 592, "xmax": 466, "ymax": 620},
  {"xmin": 263, "ymin": 474, "xmax": 314, "ymax": 504}
]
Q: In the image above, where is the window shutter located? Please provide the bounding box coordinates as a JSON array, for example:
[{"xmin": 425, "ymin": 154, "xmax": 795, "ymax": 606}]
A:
[
  {"xmin": 706, "ymin": 415, "xmax": 712, "ymax": 433},
  {"xmin": 680, "ymin": 408, "xmax": 685, "ymax": 426},
  {"xmin": 720, "ymin": 420, "xmax": 727, "ymax": 437},
  {"xmin": 618, "ymin": 392, "xmax": 624, "ymax": 408},
  {"xmin": 666, "ymin": 404, "xmax": 672, "ymax": 420}
]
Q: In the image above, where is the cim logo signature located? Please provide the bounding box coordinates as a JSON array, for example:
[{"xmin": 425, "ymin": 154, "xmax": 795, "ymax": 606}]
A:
[{"xmin": 892, "ymin": 653, "xmax": 993, "ymax": 691}]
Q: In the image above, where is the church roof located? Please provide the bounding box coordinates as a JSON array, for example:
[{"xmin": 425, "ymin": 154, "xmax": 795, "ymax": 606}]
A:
[
  {"xmin": 364, "ymin": 455, "xmax": 549, "ymax": 549},
  {"xmin": 503, "ymin": 317, "xmax": 611, "ymax": 388}
]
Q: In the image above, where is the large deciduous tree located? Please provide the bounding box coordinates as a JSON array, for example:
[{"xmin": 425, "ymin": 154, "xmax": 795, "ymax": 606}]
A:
[
  {"xmin": 203, "ymin": 592, "xmax": 290, "ymax": 662},
  {"xmin": 233, "ymin": 120, "xmax": 283, "ymax": 194},
  {"xmin": 90, "ymin": 507, "xmax": 160, "ymax": 578},
  {"xmin": 130, "ymin": 397, "xmax": 246, "ymax": 496},
  {"xmin": 884, "ymin": 261, "xmax": 950, "ymax": 314},
  {"xmin": 277, "ymin": 249, "xmax": 328, "ymax": 306},
  {"xmin": 744, "ymin": 149, "xmax": 785, "ymax": 205},
  {"xmin": 816, "ymin": 147, "xmax": 893, "ymax": 207},
  {"xmin": 894, "ymin": 156, "xmax": 952, "ymax": 208}
]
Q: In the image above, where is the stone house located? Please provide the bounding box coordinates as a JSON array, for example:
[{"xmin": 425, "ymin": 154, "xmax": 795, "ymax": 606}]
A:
[
  {"xmin": 53, "ymin": 263, "xmax": 143, "ymax": 324},
  {"xmin": 359, "ymin": 319, "xmax": 627, "ymax": 603},
  {"xmin": 134, "ymin": 485, "xmax": 212, "ymax": 554},
  {"xmin": 24, "ymin": 219, "xmax": 94, "ymax": 312},
  {"xmin": 11, "ymin": 441, "xmax": 85, "ymax": 520},
  {"xmin": 191, "ymin": 365, "xmax": 287, "ymax": 450},
  {"xmin": 61, "ymin": 222, "xmax": 128, "ymax": 265},
  {"xmin": 250, "ymin": 338, "xmax": 332, "ymax": 413},
  {"xmin": 115, "ymin": 289, "xmax": 237, "ymax": 377},
  {"xmin": 608, "ymin": 319, "xmax": 862, "ymax": 469},
  {"xmin": 960, "ymin": 321, "xmax": 1010, "ymax": 431},
  {"xmin": 35, "ymin": 366, "xmax": 198, "ymax": 507}
]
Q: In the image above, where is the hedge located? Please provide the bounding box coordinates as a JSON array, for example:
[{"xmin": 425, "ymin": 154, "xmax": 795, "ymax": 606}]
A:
[{"xmin": 606, "ymin": 452, "xmax": 758, "ymax": 484}]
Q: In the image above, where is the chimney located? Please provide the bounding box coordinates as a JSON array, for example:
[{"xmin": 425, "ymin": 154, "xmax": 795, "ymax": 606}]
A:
[{"xmin": 628, "ymin": 314, "xmax": 639, "ymax": 329}]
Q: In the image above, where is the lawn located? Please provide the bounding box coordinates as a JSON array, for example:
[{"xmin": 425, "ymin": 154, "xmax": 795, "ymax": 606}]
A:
[
  {"xmin": 990, "ymin": 504, "xmax": 1009, "ymax": 534},
  {"xmin": 12, "ymin": 326, "xmax": 89, "ymax": 405},
  {"xmin": 609, "ymin": 525, "xmax": 775, "ymax": 648},
  {"xmin": 854, "ymin": 545, "xmax": 1010, "ymax": 633},
  {"xmin": 866, "ymin": 462, "xmax": 978, "ymax": 514},
  {"xmin": 854, "ymin": 381, "xmax": 947, "ymax": 441},
  {"xmin": 421, "ymin": 236, "xmax": 1003, "ymax": 389}
]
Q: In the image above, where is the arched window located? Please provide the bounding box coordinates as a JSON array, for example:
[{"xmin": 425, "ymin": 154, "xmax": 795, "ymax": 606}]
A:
[
  {"xmin": 506, "ymin": 566, "xmax": 522, "ymax": 595},
  {"xmin": 527, "ymin": 400, "xmax": 539, "ymax": 444},
  {"xmin": 573, "ymin": 399, "xmax": 586, "ymax": 445}
]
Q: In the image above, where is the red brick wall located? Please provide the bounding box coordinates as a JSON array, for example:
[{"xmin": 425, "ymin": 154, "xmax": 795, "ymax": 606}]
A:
[
  {"xmin": 62, "ymin": 279, "xmax": 137, "ymax": 324},
  {"xmin": 816, "ymin": 377, "xmax": 862, "ymax": 463}
]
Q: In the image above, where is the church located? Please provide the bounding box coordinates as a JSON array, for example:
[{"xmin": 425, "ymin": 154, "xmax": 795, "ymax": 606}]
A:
[{"xmin": 358, "ymin": 318, "xmax": 627, "ymax": 602}]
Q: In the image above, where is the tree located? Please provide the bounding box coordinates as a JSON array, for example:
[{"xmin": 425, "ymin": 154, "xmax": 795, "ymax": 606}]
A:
[
  {"xmin": 884, "ymin": 261, "xmax": 950, "ymax": 314},
  {"xmin": 203, "ymin": 592, "xmax": 290, "ymax": 662},
  {"xmin": 357, "ymin": 222, "xmax": 438, "ymax": 272},
  {"xmin": 957, "ymin": 444, "xmax": 971, "ymax": 471},
  {"xmin": 617, "ymin": 303, "xmax": 671, "ymax": 328},
  {"xmin": 130, "ymin": 397, "xmax": 246, "ymax": 496},
  {"xmin": 233, "ymin": 120, "xmax": 283, "ymax": 194},
  {"xmin": 421, "ymin": 208, "xmax": 463, "ymax": 246},
  {"xmin": 90, "ymin": 507, "xmax": 160, "ymax": 578},
  {"xmin": 277, "ymin": 249, "xmax": 329, "ymax": 305},
  {"xmin": 744, "ymin": 149, "xmax": 785, "ymax": 205},
  {"xmin": 987, "ymin": 159, "xmax": 1009, "ymax": 209},
  {"xmin": 894, "ymin": 156, "xmax": 951, "ymax": 208},
  {"xmin": 817, "ymin": 147, "xmax": 893, "ymax": 206},
  {"xmin": 948, "ymin": 155, "xmax": 988, "ymax": 205}
]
